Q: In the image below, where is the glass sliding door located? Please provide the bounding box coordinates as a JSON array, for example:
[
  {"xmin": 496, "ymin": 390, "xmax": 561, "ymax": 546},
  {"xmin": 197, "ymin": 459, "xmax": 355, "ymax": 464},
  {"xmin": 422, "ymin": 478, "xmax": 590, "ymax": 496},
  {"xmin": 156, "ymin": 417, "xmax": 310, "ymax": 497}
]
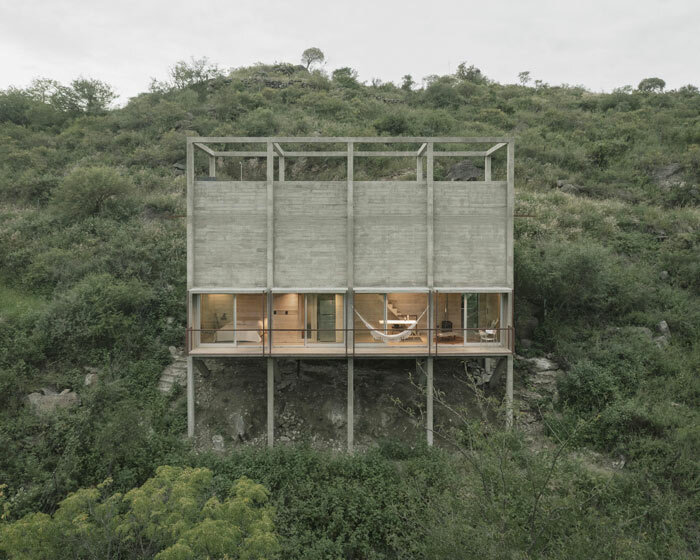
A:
[
  {"xmin": 354, "ymin": 293, "xmax": 385, "ymax": 344},
  {"xmin": 465, "ymin": 293, "xmax": 501, "ymax": 344},
  {"xmin": 235, "ymin": 294, "xmax": 266, "ymax": 346},
  {"xmin": 199, "ymin": 294, "xmax": 234, "ymax": 344},
  {"xmin": 436, "ymin": 292, "xmax": 464, "ymax": 345},
  {"xmin": 196, "ymin": 293, "xmax": 265, "ymax": 347}
]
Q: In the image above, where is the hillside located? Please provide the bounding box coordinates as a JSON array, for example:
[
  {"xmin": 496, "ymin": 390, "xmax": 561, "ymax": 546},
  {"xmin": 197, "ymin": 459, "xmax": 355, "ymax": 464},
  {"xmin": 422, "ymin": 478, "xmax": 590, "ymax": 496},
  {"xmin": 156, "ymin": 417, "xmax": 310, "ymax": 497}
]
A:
[{"xmin": 0, "ymin": 61, "xmax": 698, "ymax": 558}]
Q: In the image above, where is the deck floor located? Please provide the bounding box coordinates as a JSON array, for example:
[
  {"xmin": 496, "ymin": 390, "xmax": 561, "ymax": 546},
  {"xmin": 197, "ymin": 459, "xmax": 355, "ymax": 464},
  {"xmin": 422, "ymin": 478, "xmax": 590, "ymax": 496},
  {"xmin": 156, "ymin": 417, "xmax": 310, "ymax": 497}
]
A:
[{"xmin": 189, "ymin": 344, "xmax": 512, "ymax": 358}]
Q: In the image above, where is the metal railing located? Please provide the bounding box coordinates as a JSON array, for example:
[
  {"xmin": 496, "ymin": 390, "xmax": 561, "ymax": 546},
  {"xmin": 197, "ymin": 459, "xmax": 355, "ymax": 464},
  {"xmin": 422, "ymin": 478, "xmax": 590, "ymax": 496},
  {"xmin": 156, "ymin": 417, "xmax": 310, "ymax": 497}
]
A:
[{"xmin": 186, "ymin": 326, "xmax": 514, "ymax": 356}]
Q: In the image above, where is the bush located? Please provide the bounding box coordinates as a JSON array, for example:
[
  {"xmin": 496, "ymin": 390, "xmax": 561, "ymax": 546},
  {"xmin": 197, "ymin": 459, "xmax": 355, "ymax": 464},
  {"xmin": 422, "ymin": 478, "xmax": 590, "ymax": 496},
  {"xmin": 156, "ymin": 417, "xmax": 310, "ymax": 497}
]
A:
[
  {"xmin": 0, "ymin": 467, "xmax": 279, "ymax": 560},
  {"xmin": 51, "ymin": 166, "xmax": 133, "ymax": 219}
]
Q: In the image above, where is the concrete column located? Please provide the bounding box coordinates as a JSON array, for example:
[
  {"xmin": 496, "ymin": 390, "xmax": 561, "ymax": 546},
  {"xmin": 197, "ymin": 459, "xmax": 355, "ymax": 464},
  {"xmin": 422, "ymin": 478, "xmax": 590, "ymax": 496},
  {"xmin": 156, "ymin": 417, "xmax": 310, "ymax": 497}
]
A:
[
  {"xmin": 484, "ymin": 155, "xmax": 491, "ymax": 181},
  {"xmin": 187, "ymin": 356, "xmax": 195, "ymax": 438},
  {"xmin": 426, "ymin": 357, "xmax": 434, "ymax": 446},
  {"xmin": 347, "ymin": 358, "xmax": 354, "ymax": 453},
  {"xmin": 208, "ymin": 155, "xmax": 216, "ymax": 178},
  {"xmin": 267, "ymin": 358, "xmax": 274, "ymax": 447},
  {"xmin": 506, "ymin": 355, "xmax": 514, "ymax": 429}
]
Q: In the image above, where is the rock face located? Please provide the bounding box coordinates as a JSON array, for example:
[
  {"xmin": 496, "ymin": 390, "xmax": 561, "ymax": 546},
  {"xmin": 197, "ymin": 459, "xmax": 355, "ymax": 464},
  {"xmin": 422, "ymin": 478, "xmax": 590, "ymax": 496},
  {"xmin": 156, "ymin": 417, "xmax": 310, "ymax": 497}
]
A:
[
  {"xmin": 446, "ymin": 160, "xmax": 480, "ymax": 181},
  {"xmin": 158, "ymin": 347, "xmax": 188, "ymax": 394},
  {"xmin": 28, "ymin": 388, "xmax": 80, "ymax": 414}
]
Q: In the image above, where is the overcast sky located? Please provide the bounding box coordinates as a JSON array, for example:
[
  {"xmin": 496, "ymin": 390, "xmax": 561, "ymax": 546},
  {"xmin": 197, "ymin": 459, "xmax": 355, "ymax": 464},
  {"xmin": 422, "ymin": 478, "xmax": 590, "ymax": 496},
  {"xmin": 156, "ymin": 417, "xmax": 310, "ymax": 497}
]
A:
[{"xmin": 1, "ymin": 0, "xmax": 698, "ymax": 103}]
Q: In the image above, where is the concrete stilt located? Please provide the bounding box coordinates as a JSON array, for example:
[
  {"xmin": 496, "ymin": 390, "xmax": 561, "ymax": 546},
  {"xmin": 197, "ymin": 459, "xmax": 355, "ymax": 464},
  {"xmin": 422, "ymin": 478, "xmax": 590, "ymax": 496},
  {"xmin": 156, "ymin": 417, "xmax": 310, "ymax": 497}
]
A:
[
  {"xmin": 506, "ymin": 355, "xmax": 514, "ymax": 429},
  {"xmin": 426, "ymin": 357, "xmax": 434, "ymax": 446},
  {"xmin": 187, "ymin": 356, "xmax": 194, "ymax": 438},
  {"xmin": 347, "ymin": 358, "xmax": 354, "ymax": 453},
  {"xmin": 267, "ymin": 358, "xmax": 274, "ymax": 448}
]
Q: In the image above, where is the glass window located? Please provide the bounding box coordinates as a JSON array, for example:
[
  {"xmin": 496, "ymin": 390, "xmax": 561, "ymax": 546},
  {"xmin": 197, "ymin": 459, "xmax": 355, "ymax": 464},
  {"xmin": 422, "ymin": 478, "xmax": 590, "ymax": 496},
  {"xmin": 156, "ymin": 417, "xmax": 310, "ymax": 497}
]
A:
[
  {"xmin": 354, "ymin": 293, "xmax": 428, "ymax": 345},
  {"xmin": 235, "ymin": 294, "xmax": 266, "ymax": 346},
  {"xmin": 466, "ymin": 293, "xmax": 501, "ymax": 343},
  {"xmin": 199, "ymin": 294, "xmax": 234, "ymax": 344}
]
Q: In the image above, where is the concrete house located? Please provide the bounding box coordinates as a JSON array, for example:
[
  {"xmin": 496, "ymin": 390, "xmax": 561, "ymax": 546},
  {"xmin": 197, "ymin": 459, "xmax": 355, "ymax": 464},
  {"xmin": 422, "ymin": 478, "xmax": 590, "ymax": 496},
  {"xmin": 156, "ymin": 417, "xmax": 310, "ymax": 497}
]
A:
[{"xmin": 185, "ymin": 136, "xmax": 515, "ymax": 450}]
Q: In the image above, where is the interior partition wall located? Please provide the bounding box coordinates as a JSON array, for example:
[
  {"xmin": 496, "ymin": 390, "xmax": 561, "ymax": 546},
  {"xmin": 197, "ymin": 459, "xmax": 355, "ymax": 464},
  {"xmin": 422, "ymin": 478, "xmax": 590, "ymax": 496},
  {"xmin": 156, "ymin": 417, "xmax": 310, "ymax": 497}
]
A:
[{"xmin": 271, "ymin": 293, "xmax": 345, "ymax": 346}]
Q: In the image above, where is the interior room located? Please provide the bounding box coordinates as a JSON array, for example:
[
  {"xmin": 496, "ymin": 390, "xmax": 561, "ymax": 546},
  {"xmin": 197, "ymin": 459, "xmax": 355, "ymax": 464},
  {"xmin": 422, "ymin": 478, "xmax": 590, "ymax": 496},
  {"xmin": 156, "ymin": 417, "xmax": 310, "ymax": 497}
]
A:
[
  {"xmin": 198, "ymin": 293, "xmax": 266, "ymax": 345},
  {"xmin": 353, "ymin": 292, "xmax": 428, "ymax": 345},
  {"xmin": 435, "ymin": 292, "xmax": 501, "ymax": 344}
]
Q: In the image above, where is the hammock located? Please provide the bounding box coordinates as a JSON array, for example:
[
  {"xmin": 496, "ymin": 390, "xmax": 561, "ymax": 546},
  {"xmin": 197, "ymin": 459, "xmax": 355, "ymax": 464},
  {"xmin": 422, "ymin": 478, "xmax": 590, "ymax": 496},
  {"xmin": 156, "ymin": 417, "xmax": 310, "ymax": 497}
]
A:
[{"xmin": 354, "ymin": 308, "xmax": 428, "ymax": 342}]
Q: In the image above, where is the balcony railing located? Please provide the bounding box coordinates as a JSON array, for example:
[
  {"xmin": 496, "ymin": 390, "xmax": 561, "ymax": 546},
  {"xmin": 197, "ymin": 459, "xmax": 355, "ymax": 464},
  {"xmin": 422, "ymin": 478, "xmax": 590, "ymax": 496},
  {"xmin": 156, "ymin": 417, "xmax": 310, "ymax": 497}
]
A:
[{"xmin": 186, "ymin": 327, "xmax": 514, "ymax": 356}]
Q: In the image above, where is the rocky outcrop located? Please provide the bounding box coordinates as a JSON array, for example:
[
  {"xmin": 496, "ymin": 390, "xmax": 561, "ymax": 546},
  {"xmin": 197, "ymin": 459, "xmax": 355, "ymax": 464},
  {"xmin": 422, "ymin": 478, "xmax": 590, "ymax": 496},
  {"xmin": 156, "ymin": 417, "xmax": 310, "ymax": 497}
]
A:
[
  {"xmin": 515, "ymin": 356, "xmax": 563, "ymax": 433},
  {"xmin": 653, "ymin": 163, "xmax": 683, "ymax": 190},
  {"xmin": 446, "ymin": 160, "xmax": 480, "ymax": 181},
  {"xmin": 158, "ymin": 346, "xmax": 187, "ymax": 394},
  {"xmin": 28, "ymin": 388, "xmax": 80, "ymax": 414},
  {"xmin": 654, "ymin": 320, "xmax": 671, "ymax": 348}
]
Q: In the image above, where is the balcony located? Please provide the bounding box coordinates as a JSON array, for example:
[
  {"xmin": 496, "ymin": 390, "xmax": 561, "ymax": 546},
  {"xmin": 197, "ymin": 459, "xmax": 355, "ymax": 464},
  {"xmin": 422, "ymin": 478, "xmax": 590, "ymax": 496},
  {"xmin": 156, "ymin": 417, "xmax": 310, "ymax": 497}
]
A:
[{"xmin": 186, "ymin": 326, "xmax": 513, "ymax": 358}]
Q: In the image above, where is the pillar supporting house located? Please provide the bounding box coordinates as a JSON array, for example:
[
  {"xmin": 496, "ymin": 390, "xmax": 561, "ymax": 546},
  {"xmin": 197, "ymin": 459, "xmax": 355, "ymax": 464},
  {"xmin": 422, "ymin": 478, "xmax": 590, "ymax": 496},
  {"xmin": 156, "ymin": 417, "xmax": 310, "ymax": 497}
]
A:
[{"xmin": 186, "ymin": 136, "xmax": 515, "ymax": 449}]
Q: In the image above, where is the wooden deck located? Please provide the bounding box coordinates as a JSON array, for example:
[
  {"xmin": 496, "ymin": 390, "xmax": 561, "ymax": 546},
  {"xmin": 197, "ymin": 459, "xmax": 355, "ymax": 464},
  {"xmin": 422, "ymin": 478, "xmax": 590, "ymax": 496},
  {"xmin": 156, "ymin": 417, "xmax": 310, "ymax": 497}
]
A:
[{"xmin": 189, "ymin": 344, "xmax": 512, "ymax": 359}]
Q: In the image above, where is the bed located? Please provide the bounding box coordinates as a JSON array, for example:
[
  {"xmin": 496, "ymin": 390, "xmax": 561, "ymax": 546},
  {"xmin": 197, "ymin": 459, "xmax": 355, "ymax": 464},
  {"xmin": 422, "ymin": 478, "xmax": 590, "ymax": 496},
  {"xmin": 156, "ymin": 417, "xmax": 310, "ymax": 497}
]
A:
[{"xmin": 214, "ymin": 321, "xmax": 262, "ymax": 343}]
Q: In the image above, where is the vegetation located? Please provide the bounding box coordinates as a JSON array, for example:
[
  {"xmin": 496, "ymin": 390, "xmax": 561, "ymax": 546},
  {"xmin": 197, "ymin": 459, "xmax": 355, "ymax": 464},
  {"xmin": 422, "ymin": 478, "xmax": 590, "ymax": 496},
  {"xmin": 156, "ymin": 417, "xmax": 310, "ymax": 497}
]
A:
[{"xmin": 0, "ymin": 53, "xmax": 698, "ymax": 558}]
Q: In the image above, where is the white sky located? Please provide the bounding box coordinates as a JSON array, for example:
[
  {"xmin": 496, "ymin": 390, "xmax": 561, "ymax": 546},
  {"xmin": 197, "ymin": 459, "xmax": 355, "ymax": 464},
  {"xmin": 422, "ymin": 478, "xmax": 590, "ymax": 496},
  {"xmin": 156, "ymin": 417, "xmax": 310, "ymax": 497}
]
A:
[{"xmin": 1, "ymin": 0, "xmax": 698, "ymax": 103}]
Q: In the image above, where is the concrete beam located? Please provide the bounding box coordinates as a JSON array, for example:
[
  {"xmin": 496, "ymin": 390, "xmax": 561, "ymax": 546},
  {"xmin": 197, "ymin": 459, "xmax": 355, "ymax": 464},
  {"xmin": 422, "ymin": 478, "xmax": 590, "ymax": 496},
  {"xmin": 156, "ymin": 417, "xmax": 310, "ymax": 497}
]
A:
[{"xmin": 188, "ymin": 136, "xmax": 516, "ymax": 144}]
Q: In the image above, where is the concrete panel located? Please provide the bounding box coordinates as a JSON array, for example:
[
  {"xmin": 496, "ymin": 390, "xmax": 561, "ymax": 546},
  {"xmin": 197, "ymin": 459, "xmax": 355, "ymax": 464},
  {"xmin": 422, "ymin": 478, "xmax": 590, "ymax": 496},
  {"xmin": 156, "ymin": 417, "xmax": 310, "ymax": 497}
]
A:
[
  {"xmin": 193, "ymin": 181, "xmax": 267, "ymax": 288},
  {"xmin": 434, "ymin": 181, "xmax": 507, "ymax": 286},
  {"xmin": 274, "ymin": 181, "xmax": 347, "ymax": 288},
  {"xmin": 354, "ymin": 181, "xmax": 427, "ymax": 287}
]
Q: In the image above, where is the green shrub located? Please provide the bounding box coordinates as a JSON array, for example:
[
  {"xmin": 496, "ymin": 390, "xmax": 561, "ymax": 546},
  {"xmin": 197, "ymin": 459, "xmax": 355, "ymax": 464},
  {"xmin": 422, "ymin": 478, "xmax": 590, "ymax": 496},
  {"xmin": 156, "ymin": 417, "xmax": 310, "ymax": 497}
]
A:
[{"xmin": 51, "ymin": 166, "xmax": 133, "ymax": 219}]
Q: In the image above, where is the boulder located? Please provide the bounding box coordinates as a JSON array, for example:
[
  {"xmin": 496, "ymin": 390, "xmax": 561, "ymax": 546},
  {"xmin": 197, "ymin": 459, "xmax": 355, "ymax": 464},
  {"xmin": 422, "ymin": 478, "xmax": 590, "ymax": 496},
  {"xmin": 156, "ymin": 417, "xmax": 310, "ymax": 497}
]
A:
[
  {"xmin": 84, "ymin": 373, "xmax": 99, "ymax": 387},
  {"xmin": 28, "ymin": 390, "xmax": 80, "ymax": 414},
  {"xmin": 525, "ymin": 356, "xmax": 559, "ymax": 372},
  {"xmin": 212, "ymin": 434, "xmax": 225, "ymax": 451},
  {"xmin": 446, "ymin": 160, "xmax": 480, "ymax": 181},
  {"xmin": 657, "ymin": 320, "xmax": 671, "ymax": 338}
]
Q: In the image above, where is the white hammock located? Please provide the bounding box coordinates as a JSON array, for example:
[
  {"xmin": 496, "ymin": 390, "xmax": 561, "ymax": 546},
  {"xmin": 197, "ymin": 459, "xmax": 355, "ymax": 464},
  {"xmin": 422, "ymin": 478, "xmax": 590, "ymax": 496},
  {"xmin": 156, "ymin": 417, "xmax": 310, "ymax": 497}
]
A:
[{"xmin": 354, "ymin": 308, "xmax": 428, "ymax": 342}]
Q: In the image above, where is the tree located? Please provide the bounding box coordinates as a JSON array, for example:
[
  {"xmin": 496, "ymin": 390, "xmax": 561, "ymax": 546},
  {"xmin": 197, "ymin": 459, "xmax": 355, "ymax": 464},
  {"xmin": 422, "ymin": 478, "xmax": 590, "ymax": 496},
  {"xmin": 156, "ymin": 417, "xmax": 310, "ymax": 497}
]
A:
[
  {"xmin": 51, "ymin": 166, "xmax": 133, "ymax": 219},
  {"xmin": 332, "ymin": 67, "xmax": 360, "ymax": 88},
  {"xmin": 637, "ymin": 77, "xmax": 666, "ymax": 93},
  {"xmin": 301, "ymin": 47, "xmax": 325, "ymax": 70},
  {"xmin": 67, "ymin": 78, "xmax": 117, "ymax": 113},
  {"xmin": 401, "ymin": 74, "xmax": 415, "ymax": 91},
  {"xmin": 170, "ymin": 57, "xmax": 223, "ymax": 89},
  {"xmin": 0, "ymin": 467, "xmax": 279, "ymax": 560},
  {"xmin": 455, "ymin": 63, "xmax": 486, "ymax": 83},
  {"xmin": 518, "ymin": 71, "xmax": 531, "ymax": 86}
]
